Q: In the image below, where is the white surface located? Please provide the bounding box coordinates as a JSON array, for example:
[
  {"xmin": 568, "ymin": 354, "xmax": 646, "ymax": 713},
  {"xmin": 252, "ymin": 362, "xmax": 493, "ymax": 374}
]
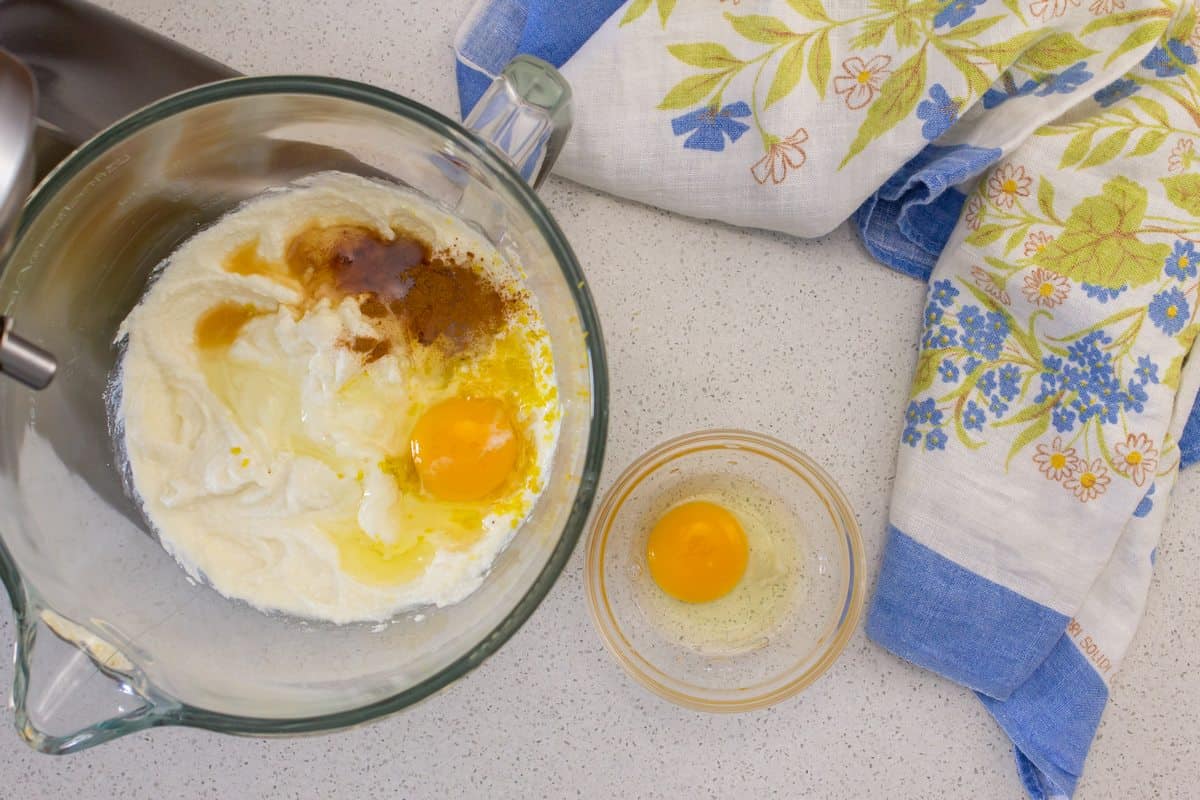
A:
[{"xmin": 1, "ymin": 0, "xmax": 1196, "ymax": 796}]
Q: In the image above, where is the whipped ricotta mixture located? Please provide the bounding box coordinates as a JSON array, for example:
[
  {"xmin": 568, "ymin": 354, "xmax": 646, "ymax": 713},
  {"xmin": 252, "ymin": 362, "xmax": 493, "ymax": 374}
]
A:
[{"xmin": 115, "ymin": 172, "xmax": 560, "ymax": 623}]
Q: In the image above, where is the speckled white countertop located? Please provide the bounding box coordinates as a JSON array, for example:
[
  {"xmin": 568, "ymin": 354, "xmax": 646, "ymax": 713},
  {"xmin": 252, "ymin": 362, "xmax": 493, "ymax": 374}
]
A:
[{"xmin": 2, "ymin": 1, "xmax": 1197, "ymax": 797}]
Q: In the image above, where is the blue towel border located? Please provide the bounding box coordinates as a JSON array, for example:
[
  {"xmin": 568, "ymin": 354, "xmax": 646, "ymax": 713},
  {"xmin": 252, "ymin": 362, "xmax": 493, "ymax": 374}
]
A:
[
  {"xmin": 980, "ymin": 635, "xmax": 1108, "ymax": 799},
  {"xmin": 868, "ymin": 525, "xmax": 1107, "ymax": 799},
  {"xmin": 866, "ymin": 525, "xmax": 1067, "ymax": 700}
]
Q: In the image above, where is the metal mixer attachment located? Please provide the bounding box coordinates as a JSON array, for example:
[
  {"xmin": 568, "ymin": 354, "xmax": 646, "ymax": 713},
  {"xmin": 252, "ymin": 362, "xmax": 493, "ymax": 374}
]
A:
[
  {"xmin": 0, "ymin": 46, "xmax": 55, "ymax": 389},
  {"xmin": 0, "ymin": 0, "xmax": 246, "ymax": 391},
  {"xmin": 0, "ymin": 317, "xmax": 54, "ymax": 389}
]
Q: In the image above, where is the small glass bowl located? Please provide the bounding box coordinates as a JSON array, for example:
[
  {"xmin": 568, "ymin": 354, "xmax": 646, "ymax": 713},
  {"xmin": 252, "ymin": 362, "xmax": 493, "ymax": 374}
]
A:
[{"xmin": 585, "ymin": 429, "xmax": 864, "ymax": 712}]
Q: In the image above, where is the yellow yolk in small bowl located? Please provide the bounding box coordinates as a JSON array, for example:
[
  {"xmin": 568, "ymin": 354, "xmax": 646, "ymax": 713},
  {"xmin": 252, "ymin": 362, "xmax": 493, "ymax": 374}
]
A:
[
  {"xmin": 409, "ymin": 397, "xmax": 519, "ymax": 502},
  {"xmin": 646, "ymin": 501, "xmax": 749, "ymax": 604}
]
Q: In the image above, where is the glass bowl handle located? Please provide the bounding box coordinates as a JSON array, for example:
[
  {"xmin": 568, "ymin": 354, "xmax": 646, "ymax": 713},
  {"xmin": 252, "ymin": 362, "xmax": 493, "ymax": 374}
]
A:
[{"xmin": 462, "ymin": 55, "xmax": 572, "ymax": 190}]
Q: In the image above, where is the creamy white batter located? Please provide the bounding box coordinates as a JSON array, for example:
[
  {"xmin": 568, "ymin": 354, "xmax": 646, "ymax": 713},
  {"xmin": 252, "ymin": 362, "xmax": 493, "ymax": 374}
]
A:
[{"xmin": 115, "ymin": 172, "xmax": 559, "ymax": 623}]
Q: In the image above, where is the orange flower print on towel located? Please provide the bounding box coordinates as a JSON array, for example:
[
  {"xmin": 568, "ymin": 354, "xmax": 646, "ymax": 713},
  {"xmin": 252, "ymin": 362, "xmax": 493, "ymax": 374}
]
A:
[
  {"xmin": 964, "ymin": 195, "xmax": 984, "ymax": 230},
  {"xmin": 1114, "ymin": 433, "xmax": 1158, "ymax": 487},
  {"xmin": 1034, "ymin": 437, "xmax": 1082, "ymax": 481},
  {"xmin": 751, "ymin": 129, "xmax": 808, "ymax": 185},
  {"xmin": 833, "ymin": 56, "xmax": 892, "ymax": 110},
  {"xmin": 987, "ymin": 163, "xmax": 1033, "ymax": 209},
  {"xmin": 1023, "ymin": 231, "xmax": 1054, "ymax": 257},
  {"xmin": 1065, "ymin": 458, "xmax": 1110, "ymax": 502},
  {"xmin": 1022, "ymin": 268, "xmax": 1070, "ymax": 309},
  {"xmin": 1030, "ymin": 0, "xmax": 1080, "ymax": 20},
  {"xmin": 1168, "ymin": 138, "xmax": 1194, "ymax": 174},
  {"xmin": 971, "ymin": 266, "xmax": 1011, "ymax": 305}
]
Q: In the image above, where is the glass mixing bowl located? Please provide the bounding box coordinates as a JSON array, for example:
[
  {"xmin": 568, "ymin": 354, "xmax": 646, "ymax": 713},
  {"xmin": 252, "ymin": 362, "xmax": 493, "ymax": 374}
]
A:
[
  {"xmin": 0, "ymin": 67, "xmax": 607, "ymax": 753},
  {"xmin": 586, "ymin": 430, "xmax": 863, "ymax": 712}
]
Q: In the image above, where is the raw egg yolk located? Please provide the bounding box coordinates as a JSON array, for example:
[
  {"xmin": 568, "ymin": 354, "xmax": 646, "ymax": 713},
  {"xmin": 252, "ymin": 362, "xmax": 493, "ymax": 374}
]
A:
[
  {"xmin": 646, "ymin": 501, "xmax": 749, "ymax": 603},
  {"xmin": 409, "ymin": 397, "xmax": 518, "ymax": 501}
]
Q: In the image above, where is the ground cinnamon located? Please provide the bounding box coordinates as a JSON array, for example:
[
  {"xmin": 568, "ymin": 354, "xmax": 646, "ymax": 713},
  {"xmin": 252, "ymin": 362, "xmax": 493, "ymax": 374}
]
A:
[
  {"xmin": 392, "ymin": 254, "xmax": 507, "ymax": 350},
  {"xmin": 281, "ymin": 224, "xmax": 513, "ymax": 356}
]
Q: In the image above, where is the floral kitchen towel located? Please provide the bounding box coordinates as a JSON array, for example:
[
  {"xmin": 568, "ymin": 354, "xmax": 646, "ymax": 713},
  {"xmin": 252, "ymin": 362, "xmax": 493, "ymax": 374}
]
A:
[
  {"xmin": 456, "ymin": 2, "xmax": 1200, "ymax": 797},
  {"xmin": 457, "ymin": 0, "xmax": 1200, "ymax": 467}
]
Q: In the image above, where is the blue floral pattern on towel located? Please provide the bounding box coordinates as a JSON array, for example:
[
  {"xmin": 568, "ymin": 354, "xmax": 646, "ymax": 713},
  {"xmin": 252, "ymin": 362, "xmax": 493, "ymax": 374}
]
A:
[{"xmin": 671, "ymin": 102, "xmax": 751, "ymax": 152}]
